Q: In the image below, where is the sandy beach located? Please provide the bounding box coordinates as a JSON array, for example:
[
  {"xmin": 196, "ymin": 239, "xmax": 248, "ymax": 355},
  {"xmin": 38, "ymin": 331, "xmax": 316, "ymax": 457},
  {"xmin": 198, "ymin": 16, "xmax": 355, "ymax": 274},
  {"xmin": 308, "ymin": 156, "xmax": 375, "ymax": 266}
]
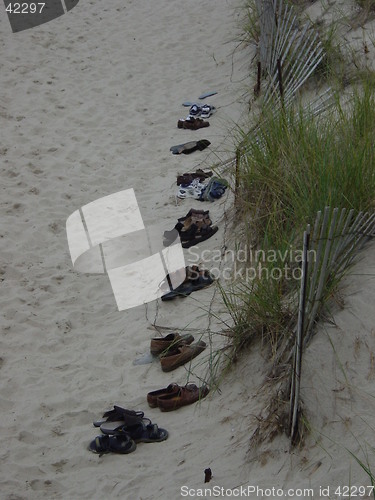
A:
[{"xmin": 1, "ymin": 0, "xmax": 375, "ymax": 498}]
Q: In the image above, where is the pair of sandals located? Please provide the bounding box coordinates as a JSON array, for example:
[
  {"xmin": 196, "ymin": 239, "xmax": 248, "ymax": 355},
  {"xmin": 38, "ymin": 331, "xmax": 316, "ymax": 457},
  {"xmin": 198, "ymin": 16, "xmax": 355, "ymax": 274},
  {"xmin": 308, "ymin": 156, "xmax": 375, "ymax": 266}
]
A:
[
  {"xmin": 189, "ymin": 103, "xmax": 216, "ymax": 119},
  {"xmin": 89, "ymin": 406, "xmax": 168, "ymax": 455},
  {"xmin": 163, "ymin": 208, "xmax": 218, "ymax": 249},
  {"xmin": 161, "ymin": 265, "xmax": 214, "ymax": 301}
]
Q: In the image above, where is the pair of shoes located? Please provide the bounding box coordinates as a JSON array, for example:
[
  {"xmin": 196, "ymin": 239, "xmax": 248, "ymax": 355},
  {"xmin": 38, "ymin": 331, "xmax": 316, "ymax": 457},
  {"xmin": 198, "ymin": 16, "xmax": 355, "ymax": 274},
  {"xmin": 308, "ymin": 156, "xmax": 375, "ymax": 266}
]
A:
[
  {"xmin": 177, "ymin": 117, "xmax": 210, "ymax": 130},
  {"xmin": 89, "ymin": 407, "xmax": 168, "ymax": 454},
  {"xmin": 150, "ymin": 332, "xmax": 195, "ymax": 356},
  {"xmin": 170, "ymin": 139, "xmax": 211, "ymax": 155},
  {"xmin": 161, "ymin": 266, "xmax": 214, "ymax": 301},
  {"xmin": 189, "ymin": 104, "xmax": 216, "ymax": 119},
  {"xmin": 177, "ymin": 178, "xmax": 206, "ymax": 199},
  {"xmin": 147, "ymin": 383, "xmax": 209, "ymax": 411},
  {"xmin": 160, "ymin": 340, "xmax": 207, "ymax": 371},
  {"xmin": 177, "ymin": 169, "xmax": 213, "ymax": 186},
  {"xmin": 163, "ymin": 209, "xmax": 213, "ymax": 246}
]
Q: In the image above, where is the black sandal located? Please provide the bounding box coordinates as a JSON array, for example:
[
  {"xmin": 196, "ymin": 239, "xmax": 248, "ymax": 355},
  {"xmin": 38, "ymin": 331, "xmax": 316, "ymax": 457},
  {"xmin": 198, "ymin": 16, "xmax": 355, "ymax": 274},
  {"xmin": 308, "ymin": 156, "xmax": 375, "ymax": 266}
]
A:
[
  {"xmin": 161, "ymin": 267, "xmax": 214, "ymax": 301},
  {"xmin": 93, "ymin": 406, "xmax": 144, "ymax": 428},
  {"xmin": 100, "ymin": 419, "xmax": 169, "ymax": 443},
  {"xmin": 88, "ymin": 434, "xmax": 137, "ymax": 455}
]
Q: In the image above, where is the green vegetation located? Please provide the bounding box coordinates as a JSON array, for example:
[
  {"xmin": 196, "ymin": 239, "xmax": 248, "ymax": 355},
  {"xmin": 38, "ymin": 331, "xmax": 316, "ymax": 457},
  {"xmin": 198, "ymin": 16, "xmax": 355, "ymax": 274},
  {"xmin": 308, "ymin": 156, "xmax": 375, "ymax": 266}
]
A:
[
  {"xmin": 199, "ymin": 0, "xmax": 375, "ymax": 450},
  {"xmin": 222, "ymin": 81, "xmax": 375, "ymax": 362}
]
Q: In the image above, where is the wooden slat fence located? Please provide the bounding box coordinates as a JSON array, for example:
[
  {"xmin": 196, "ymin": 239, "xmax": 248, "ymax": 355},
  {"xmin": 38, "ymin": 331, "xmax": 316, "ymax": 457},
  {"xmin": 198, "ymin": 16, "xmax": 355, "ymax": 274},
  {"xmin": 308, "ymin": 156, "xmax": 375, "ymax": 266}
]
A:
[
  {"xmin": 255, "ymin": 0, "xmax": 324, "ymax": 109},
  {"xmin": 289, "ymin": 207, "xmax": 375, "ymax": 443}
]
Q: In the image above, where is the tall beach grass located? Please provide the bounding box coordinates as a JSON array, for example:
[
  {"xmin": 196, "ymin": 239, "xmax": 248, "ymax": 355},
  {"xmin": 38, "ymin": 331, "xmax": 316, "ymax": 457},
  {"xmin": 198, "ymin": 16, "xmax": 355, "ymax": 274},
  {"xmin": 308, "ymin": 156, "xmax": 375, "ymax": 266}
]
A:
[{"xmin": 221, "ymin": 79, "xmax": 375, "ymax": 365}]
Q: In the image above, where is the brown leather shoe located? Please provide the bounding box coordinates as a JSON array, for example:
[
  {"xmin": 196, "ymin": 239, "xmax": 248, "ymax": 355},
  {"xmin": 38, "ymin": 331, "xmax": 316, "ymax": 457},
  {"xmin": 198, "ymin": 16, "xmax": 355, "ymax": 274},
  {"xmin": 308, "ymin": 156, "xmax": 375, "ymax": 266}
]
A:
[
  {"xmin": 177, "ymin": 117, "xmax": 210, "ymax": 130},
  {"xmin": 160, "ymin": 340, "xmax": 206, "ymax": 372},
  {"xmin": 157, "ymin": 384, "xmax": 209, "ymax": 412},
  {"xmin": 150, "ymin": 333, "xmax": 194, "ymax": 356},
  {"xmin": 146, "ymin": 383, "xmax": 180, "ymax": 408}
]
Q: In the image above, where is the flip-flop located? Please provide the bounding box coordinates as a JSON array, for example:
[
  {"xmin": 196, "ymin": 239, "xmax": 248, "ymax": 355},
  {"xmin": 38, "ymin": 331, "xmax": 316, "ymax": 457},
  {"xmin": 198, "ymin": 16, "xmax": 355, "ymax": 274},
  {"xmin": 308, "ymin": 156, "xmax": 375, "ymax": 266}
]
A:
[
  {"xmin": 198, "ymin": 90, "xmax": 218, "ymax": 99},
  {"xmin": 88, "ymin": 434, "xmax": 136, "ymax": 455},
  {"xmin": 101, "ymin": 421, "xmax": 169, "ymax": 443},
  {"xmin": 182, "ymin": 92, "xmax": 218, "ymax": 106}
]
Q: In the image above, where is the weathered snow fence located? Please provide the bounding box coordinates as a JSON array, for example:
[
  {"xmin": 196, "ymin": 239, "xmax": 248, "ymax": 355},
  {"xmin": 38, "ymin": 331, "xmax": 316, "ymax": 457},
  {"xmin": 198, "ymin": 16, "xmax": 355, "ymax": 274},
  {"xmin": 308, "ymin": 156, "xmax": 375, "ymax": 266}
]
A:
[{"xmin": 289, "ymin": 207, "xmax": 375, "ymax": 444}]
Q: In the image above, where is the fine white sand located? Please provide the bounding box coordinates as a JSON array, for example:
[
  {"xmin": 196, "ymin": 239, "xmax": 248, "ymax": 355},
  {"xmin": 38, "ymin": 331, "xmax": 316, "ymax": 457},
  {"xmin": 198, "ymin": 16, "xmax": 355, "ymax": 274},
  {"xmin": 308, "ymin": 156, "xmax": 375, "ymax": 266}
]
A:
[{"xmin": 1, "ymin": 0, "xmax": 375, "ymax": 499}]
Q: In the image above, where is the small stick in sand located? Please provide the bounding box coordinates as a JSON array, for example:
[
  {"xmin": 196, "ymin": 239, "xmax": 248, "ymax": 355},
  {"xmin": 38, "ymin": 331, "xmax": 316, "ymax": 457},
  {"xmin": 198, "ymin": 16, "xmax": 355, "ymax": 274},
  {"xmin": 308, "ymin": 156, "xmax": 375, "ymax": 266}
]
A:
[{"xmin": 204, "ymin": 468, "xmax": 212, "ymax": 483}]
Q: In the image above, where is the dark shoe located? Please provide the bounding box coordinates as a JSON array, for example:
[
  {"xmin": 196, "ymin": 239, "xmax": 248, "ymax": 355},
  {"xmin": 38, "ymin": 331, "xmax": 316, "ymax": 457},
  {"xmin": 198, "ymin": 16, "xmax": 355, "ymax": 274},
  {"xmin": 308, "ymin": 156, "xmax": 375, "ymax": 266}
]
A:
[
  {"xmin": 161, "ymin": 267, "xmax": 214, "ymax": 301},
  {"xmin": 157, "ymin": 384, "xmax": 209, "ymax": 412},
  {"xmin": 163, "ymin": 211, "xmax": 212, "ymax": 246},
  {"xmin": 88, "ymin": 434, "xmax": 136, "ymax": 454},
  {"xmin": 177, "ymin": 117, "xmax": 210, "ymax": 130},
  {"xmin": 93, "ymin": 406, "xmax": 144, "ymax": 428},
  {"xmin": 150, "ymin": 333, "xmax": 195, "ymax": 356},
  {"xmin": 180, "ymin": 224, "xmax": 218, "ymax": 249},
  {"xmin": 170, "ymin": 139, "xmax": 211, "ymax": 155},
  {"xmin": 147, "ymin": 383, "xmax": 181, "ymax": 408},
  {"xmin": 178, "ymin": 209, "xmax": 212, "ymax": 227},
  {"xmin": 160, "ymin": 340, "xmax": 207, "ymax": 372},
  {"xmin": 177, "ymin": 170, "xmax": 213, "ymax": 186},
  {"xmin": 101, "ymin": 421, "xmax": 169, "ymax": 443}
]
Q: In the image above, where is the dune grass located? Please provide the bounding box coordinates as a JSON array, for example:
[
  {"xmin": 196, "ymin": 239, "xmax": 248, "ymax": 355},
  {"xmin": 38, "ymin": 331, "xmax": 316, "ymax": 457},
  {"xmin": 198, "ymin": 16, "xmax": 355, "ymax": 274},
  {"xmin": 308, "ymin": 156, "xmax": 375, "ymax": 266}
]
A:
[{"xmin": 221, "ymin": 79, "xmax": 375, "ymax": 365}]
